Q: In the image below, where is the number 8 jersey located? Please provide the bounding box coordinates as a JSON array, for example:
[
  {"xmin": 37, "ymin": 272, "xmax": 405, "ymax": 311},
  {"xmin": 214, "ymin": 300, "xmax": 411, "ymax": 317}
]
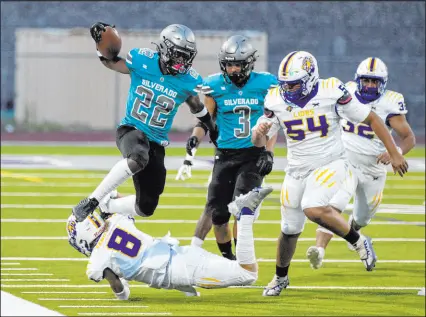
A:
[
  {"xmin": 120, "ymin": 48, "xmax": 203, "ymax": 147},
  {"xmin": 86, "ymin": 214, "xmax": 173, "ymax": 289},
  {"xmin": 202, "ymin": 71, "xmax": 277, "ymax": 149},
  {"xmin": 256, "ymin": 77, "xmax": 371, "ymax": 178}
]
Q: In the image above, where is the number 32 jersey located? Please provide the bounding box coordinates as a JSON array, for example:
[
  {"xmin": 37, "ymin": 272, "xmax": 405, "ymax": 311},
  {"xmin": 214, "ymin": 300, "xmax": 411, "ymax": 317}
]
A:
[
  {"xmin": 202, "ymin": 71, "xmax": 277, "ymax": 149},
  {"xmin": 341, "ymin": 81, "xmax": 407, "ymax": 157},
  {"xmin": 255, "ymin": 78, "xmax": 371, "ymax": 177},
  {"xmin": 120, "ymin": 48, "xmax": 203, "ymax": 146}
]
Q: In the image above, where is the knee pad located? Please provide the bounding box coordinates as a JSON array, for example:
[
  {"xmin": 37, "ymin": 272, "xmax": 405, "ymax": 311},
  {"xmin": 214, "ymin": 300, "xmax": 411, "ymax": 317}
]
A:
[
  {"xmin": 135, "ymin": 196, "xmax": 159, "ymax": 217},
  {"xmin": 211, "ymin": 206, "xmax": 231, "ymax": 226},
  {"xmin": 281, "ymin": 219, "xmax": 305, "ymax": 235},
  {"xmin": 128, "ymin": 150, "xmax": 149, "ymax": 172}
]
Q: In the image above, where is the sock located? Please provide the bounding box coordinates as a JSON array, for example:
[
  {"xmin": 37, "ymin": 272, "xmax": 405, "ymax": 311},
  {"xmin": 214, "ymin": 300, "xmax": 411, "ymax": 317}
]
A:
[
  {"xmin": 107, "ymin": 195, "xmax": 138, "ymax": 217},
  {"xmin": 276, "ymin": 265, "xmax": 289, "ymax": 278},
  {"xmin": 217, "ymin": 241, "xmax": 234, "ymax": 260},
  {"xmin": 343, "ymin": 227, "xmax": 361, "ymax": 245},
  {"xmin": 235, "ymin": 214, "xmax": 256, "ymax": 265},
  {"xmin": 234, "ymin": 238, "xmax": 237, "ymax": 248},
  {"xmin": 317, "ymin": 247, "xmax": 325, "ymax": 259},
  {"xmin": 191, "ymin": 236, "xmax": 204, "ymax": 248},
  {"xmin": 89, "ymin": 159, "xmax": 134, "ymax": 202}
]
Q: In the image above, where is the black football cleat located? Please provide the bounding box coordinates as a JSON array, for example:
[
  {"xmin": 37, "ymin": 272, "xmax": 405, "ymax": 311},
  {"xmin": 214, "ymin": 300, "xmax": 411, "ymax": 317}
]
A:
[{"xmin": 72, "ymin": 197, "xmax": 99, "ymax": 222}]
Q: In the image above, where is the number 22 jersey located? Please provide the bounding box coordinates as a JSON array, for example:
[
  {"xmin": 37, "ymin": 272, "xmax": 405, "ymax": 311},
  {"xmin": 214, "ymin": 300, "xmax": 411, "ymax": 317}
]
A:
[
  {"xmin": 120, "ymin": 48, "xmax": 203, "ymax": 147},
  {"xmin": 255, "ymin": 78, "xmax": 371, "ymax": 178}
]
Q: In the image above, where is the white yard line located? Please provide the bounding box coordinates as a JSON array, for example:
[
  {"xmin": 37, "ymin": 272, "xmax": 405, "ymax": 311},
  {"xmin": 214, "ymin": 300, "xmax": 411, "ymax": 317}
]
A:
[
  {"xmin": 1, "ymin": 262, "xmax": 20, "ymax": 265},
  {"xmin": 39, "ymin": 298, "xmax": 120, "ymax": 301},
  {"xmin": 1, "ymin": 279, "xmax": 69, "ymax": 282},
  {"xmin": 1, "ymin": 192, "xmax": 424, "ymax": 201},
  {"xmin": 1, "ymin": 203, "xmax": 424, "ymax": 214},
  {"xmin": 1, "ymin": 268, "xmax": 38, "ymax": 271},
  {"xmin": 60, "ymin": 305, "xmax": 149, "ymax": 308},
  {"xmin": 1, "ymin": 273, "xmax": 53, "ymax": 276},
  {"xmin": 77, "ymin": 312, "xmax": 172, "ymax": 316},
  {"xmin": 22, "ymin": 292, "xmax": 108, "ymax": 294},
  {"xmin": 1, "ymin": 236, "xmax": 424, "ymax": 242},
  {"xmin": 1, "ymin": 172, "xmax": 424, "ymax": 181},
  {"xmin": 2, "ymin": 182, "xmax": 424, "ymax": 190},
  {"xmin": 1, "ymin": 219, "xmax": 424, "ymax": 226},
  {"xmin": 3, "ymin": 284, "xmax": 423, "ymax": 291},
  {"xmin": 1, "ymin": 257, "xmax": 424, "ymax": 263}
]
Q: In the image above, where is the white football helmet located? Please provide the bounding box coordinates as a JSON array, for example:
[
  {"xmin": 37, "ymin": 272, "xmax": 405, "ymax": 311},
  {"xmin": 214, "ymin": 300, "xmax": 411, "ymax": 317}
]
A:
[
  {"xmin": 278, "ymin": 51, "xmax": 319, "ymax": 102},
  {"xmin": 354, "ymin": 57, "xmax": 388, "ymax": 101},
  {"xmin": 66, "ymin": 210, "xmax": 106, "ymax": 257}
]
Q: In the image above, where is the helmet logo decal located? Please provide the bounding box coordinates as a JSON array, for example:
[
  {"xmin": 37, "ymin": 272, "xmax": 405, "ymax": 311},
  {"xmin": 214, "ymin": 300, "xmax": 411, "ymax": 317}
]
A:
[{"xmin": 302, "ymin": 56, "xmax": 315, "ymax": 74}]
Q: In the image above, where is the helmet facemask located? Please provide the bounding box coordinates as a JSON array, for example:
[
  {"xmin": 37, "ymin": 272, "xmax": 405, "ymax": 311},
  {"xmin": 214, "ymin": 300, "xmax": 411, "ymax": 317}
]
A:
[
  {"xmin": 66, "ymin": 212, "xmax": 106, "ymax": 257},
  {"xmin": 219, "ymin": 54, "xmax": 256, "ymax": 87},
  {"xmin": 163, "ymin": 42, "xmax": 196, "ymax": 75},
  {"xmin": 279, "ymin": 74, "xmax": 311, "ymax": 103},
  {"xmin": 356, "ymin": 75, "xmax": 387, "ymax": 102}
]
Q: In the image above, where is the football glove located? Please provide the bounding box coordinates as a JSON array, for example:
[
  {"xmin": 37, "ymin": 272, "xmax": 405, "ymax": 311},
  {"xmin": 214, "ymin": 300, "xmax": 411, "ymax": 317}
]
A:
[
  {"xmin": 256, "ymin": 151, "xmax": 274, "ymax": 176},
  {"xmin": 186, "ymin": 135, "xmax": 200, "ymax": 156},
  {"xmin": 90, "ymin": 22, "xmax": 115, "ymax": 43},
  {"xmin": 176, "ymin": 149, "xmax": 197, "ymax": 181}
]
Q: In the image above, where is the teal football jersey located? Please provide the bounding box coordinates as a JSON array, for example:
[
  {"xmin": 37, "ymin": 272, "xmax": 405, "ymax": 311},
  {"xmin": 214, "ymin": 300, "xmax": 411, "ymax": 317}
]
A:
[
  {"xmin": 202, "ymin": 72, "xmax": 278, "ymax": 149},
  {"xmin": 120, "ymin": 48, "xmax": 203, "ymax": 146}
]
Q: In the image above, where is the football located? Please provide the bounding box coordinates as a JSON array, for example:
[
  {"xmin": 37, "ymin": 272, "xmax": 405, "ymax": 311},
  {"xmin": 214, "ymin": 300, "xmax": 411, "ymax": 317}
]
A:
[{"xmin": 96, "ymin": 26, "xmax": 122, "ymax": 60}]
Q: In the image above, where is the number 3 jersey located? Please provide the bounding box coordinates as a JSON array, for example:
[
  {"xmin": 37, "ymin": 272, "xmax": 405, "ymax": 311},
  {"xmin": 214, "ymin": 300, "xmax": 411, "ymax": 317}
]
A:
[
  {"xmin": 256, "ymin": 78, "xmax": 371, "ymax": 178},
  {"xmin": 202, "ymin": 72, "xmax": 278, "ymax": 149},
  {"xmin": 120, "ymin": 48, "xmax": 203, "ymax": 146},
  {"xmin": 341, "ymin": 81, "xmax": 407, "ymax": 157},
  {"xmin": 86, "ymin": 214, "xmax": 175, "ymax": 289}
]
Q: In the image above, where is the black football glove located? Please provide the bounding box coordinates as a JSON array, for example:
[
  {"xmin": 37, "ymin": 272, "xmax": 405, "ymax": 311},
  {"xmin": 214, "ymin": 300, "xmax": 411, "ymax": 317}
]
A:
[
  {"xmin": 256, "ymin": 151, "xmax": 274, "ymax": 176},
  {"xmin": 186, "ymin": 136, "xmax": 200, "ymax": 156},
  {"xmin": 208, "ymin": 125, "xmax": 219, "ymax": 148},
  {"xmin": 90, "ymin": 22, "xmax": 115, "ymax": 43}
]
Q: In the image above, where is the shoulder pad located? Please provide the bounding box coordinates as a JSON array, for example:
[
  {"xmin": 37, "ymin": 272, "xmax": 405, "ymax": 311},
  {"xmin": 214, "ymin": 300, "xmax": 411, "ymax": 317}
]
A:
[
  {"xmin": 336, "ymin": 83, "xmax": 353, "ymax": 105},
  {"xmin": 383, "ymin": 90, "xmax": 404, "ymax": 104},
  {"xmin": 320, "ymin": 77, "xmax": 341, "ymax": 90}
]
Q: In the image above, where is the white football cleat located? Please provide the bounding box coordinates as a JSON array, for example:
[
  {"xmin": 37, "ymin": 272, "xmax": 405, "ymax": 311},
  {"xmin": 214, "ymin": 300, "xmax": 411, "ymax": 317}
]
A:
[
  {"xmin": 306, "ymin": 246, "xmax": 324, "ymax": 270},
  {"xmin": 98, "ymin": 190, "xmax": 118, "ymax": 214},
  {"xmin": 353, "ymin": 235, "xmax": 377, "ymax": 271},
  {"xmin": 262, "ymin": 275, "xmax": 290, "ymax": 296},
  {"xmin": 228, "ymin": 187, "xmax": 273, "ymax": 221}
]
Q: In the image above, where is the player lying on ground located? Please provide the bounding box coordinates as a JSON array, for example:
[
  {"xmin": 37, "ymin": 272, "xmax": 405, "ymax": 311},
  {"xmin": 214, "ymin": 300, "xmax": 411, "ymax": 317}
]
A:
[
  {"xmin": 251, "ymin": 51, "xmax": 409, "ymax": 296},
  {"xmin": 306, "ymin": 56, "xmax": 416, "ymax": 270},
  {"xmin": 72, "ymin": 22, "xmax": 218, "ymax": 223},
  {"xmin": 66, "ymin": 187, "xmax": 273, "ymax": 299},
  {"xmin": 175, "ymin": 35, "xmax": 278, "ymax": 260}
]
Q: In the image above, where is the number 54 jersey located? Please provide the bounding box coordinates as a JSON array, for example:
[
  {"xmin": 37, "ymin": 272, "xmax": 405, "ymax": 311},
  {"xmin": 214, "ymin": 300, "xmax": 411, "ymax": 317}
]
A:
[{"xmin": 255, "ymin": 78, "xmax": 371, "ymax": 178}]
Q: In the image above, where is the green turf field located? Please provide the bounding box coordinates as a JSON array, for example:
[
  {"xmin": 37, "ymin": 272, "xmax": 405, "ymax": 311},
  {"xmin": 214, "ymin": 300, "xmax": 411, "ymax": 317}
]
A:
[
  {"xmin": 1, "ymin": 146, "xmax": 425, "ymax": 316},
  {"xmin": 1, "ymin": 144, "xmax": 425, "ymax": 158}
]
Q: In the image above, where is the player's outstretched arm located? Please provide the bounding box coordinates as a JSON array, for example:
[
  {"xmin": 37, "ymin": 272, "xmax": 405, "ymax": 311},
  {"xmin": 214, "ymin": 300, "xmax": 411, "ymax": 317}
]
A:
[
  {"xmin": 90, "ymin": 22, "xmax": 129, "ymax": 74},
  {"xmin": 388, "ymin": 115, "xmax": 416, "ymax": 155},
  {"xmin": 103, "ymin": 268, "xmax": 130, "ymax": 300},
  {"xmin": 377, "ymin": 115, "xmax": 416, "ymax": 164},
  {"xmin": 186, "ymin": 95, "xmax": 218, "ymax": 146},
  {"xmin": 363, "ymin": 111, "xmax": 408, "ymax": 176}
]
